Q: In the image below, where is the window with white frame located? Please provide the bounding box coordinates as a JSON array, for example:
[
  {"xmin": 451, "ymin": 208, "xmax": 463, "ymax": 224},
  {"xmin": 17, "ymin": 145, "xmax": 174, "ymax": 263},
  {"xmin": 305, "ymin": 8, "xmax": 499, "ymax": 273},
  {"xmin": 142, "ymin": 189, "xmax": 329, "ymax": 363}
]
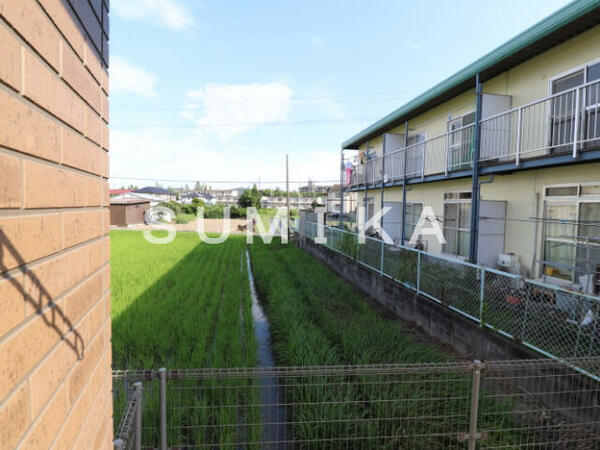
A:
[
  {"xmin": 443, "ymin": 192, "xmax": 472, "ymax": 257},
  {"xmin": 404, "ymin": 202, "xmax": 423, "ymax": 242},
  {"xmin": 542, "ymin": 183, "xmax": 600, "ymax": 288},
  {"xmin": 549, "ymin": 60, "xmax": 600, "ymax": 152},
  {"xmin": 405, "ymin": 133, "xmax": 426, "ymax": 177},
  {"xmin": 447, "ymin": 112, "xmax": 475, "ymax": 169}
]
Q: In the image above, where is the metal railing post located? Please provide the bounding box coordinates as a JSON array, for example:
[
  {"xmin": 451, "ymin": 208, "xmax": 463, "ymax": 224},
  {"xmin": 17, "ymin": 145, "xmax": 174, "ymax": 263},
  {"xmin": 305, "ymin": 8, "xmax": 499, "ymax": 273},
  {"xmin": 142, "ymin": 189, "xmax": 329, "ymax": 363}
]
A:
[
  {"xmin": 573, "ymin": 87, "xmax": 580, "ymax": 158},
  {"xmin": 380, "ymin": 240, "xmax": 385, "ymax": 274},
  {"xmin": 134, "ymin": 382, "xmax": 143, "ymax": 450},
  {"xmin": 468, "ymin": 360, "xmax": 483, "ymax": 450},
  {"xmin": 159, "ymin": 368, "xmax": 167, "ymax": 450},
  {"xmin": 416, "ymin": 251, "xmax": 421, "ymax": 295},
  {"xmin": 515, "ymin": 108, "xmax": 522, "ymax": 166},
  {"xmin": 421, "ymin": 143, "xmax": 425, "ymax": 178},
  {"xmin": 479, "ymin": 268, "xmax": 485, "ymax": 326}
]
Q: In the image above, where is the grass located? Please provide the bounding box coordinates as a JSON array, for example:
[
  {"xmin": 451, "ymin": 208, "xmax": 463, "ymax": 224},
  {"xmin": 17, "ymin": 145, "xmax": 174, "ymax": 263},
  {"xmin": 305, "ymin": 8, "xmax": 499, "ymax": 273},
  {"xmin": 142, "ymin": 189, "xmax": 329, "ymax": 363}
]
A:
[
  {"xmin": 111, "ymin": 231, "xmax": 523, "ymax": 447},
  {"xmin": 111, "ymin": 231, "xmax": 258, "ymax": 445},
  {"xmin": 249, "ymin": 239, "xmax": 522, "ymax": 449},
  {"xmin": 173, "ymin": 213, "xmax": 196, "ymax": 224}
]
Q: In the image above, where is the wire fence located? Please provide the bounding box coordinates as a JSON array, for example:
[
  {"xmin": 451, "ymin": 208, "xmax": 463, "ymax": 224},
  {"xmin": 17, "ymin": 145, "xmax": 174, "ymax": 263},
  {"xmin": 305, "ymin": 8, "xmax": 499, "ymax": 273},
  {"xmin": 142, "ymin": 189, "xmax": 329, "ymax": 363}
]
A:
[
  {"xmin": 112, "ymin": 358, "xmax": 600, "ymax": 449},
  {"xmin": 113, "ymin": 381, "xmax": 143, "ymax": 450},
  {"xmin": 300, "ymin": 220, "xmax": 600, "ymax": 375}
]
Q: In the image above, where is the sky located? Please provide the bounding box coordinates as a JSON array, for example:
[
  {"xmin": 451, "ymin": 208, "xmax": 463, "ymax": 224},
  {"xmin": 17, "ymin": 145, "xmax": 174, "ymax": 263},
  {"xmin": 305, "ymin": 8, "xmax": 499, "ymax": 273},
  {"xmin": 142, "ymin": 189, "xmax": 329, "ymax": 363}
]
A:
[{"xmin": 109, "ymin": 0, "xmax": 572, "ymax": 190}]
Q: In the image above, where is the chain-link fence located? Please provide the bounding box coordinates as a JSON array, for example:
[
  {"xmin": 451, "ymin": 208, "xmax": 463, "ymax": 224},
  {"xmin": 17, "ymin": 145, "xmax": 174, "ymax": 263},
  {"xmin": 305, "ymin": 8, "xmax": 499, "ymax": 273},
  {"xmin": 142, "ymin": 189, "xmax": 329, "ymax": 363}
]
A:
[
  {"xmin": 300, "ymin": 220, "xmax": 600, "ymax": 375},
  {"xmin": 113, "ymin": 358, "xmax": 600, "ymax": 449}
]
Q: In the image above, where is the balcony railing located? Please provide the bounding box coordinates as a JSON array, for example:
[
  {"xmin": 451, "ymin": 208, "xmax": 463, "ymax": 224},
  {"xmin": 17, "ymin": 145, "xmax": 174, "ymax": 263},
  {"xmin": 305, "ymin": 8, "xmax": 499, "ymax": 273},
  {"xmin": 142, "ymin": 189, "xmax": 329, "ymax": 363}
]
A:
[{"xmin": 345, "ymin": 79, "xmax": 600, "ymax": 188}]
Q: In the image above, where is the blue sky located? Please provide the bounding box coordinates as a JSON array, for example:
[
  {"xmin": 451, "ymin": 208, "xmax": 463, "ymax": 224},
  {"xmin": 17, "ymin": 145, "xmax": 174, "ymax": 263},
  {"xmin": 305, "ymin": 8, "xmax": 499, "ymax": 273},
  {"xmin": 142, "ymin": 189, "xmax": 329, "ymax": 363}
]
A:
[{"xmin": 109, "ymin": 0, "xmax": 571, "ymax": 190}]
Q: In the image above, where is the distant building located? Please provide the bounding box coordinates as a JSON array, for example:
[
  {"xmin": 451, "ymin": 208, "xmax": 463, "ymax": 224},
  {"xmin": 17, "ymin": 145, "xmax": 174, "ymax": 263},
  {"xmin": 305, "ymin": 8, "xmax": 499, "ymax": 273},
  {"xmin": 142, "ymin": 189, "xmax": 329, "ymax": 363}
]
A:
[
  {"xmin": 181, "ymin": 192, "xmax": 217, "ymax": 205},
  {"xmin": 111, "ymin": 192, "xmax": 164, "ymax": 206},
  {"xmin": 134, "ymin": 186, "xmax": 176, "ymax": 201},
  {"xmin": 110, "ymin": 198, "xmax": 151, "ymax": 227},
  {"xmin": 211, "ymin": 189, "xmax": 239, "ymax": 206},
  {"xmin": 299, "ymin": 184, "xmax": 329, "ymax": 195},
  {"xmin": 260, "ymin": 196, "xmax": 323, "ymax": 209},
  {"xmin": 110, "ymin": 188, "xmax": 133, "ymax": 196}
]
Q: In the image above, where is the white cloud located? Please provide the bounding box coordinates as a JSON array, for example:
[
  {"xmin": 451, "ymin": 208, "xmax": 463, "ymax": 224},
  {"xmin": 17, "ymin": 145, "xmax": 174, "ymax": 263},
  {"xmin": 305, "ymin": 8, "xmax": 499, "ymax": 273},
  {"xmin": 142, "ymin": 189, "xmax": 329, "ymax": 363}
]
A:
[
  {"xmin": 110, "ymin": 56, "xmax": 157, "ymax": 97},
  {"xmin": 112, "ymin": 0, "xmax": 194, "ymax": 30},
  {"xmin": 182, "ymin": 81, "xmax": 294, "ymax": 139},
  {"xmin": 109, "ymin": 128, "xmax": 338, "ymax": 188}
]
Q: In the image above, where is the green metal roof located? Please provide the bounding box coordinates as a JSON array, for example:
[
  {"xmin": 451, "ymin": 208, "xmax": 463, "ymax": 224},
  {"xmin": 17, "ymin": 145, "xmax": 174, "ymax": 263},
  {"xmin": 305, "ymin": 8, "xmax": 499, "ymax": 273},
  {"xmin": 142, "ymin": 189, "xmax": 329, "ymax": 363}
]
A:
[{"xmin": 342, "ymin": 0, "xmax": 600, "ymax": 150}]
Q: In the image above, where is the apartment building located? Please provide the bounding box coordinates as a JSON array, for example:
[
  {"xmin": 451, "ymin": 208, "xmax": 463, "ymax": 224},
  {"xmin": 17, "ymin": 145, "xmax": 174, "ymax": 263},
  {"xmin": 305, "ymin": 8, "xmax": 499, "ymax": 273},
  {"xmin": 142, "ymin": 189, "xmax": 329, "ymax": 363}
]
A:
[{"xmin": 341, "ymin": 0, "xmax": 600, "ymax": 293}]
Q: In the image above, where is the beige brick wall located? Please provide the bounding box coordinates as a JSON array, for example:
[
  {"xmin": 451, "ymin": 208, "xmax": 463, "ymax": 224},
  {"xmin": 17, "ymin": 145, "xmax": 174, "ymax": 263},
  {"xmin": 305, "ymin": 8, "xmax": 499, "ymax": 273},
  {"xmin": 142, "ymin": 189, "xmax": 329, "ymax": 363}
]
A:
[{"xmin": 0, "ymin": 1, "xmax": 112, "ymax": 448}]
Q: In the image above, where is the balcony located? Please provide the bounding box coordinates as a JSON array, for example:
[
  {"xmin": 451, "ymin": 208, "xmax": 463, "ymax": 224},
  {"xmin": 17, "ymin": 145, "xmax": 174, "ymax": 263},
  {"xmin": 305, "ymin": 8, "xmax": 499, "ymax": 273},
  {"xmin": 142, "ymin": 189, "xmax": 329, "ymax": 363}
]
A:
[{"xmin": 344, "ymin": 79, "xmax": 600, "ymax": 189}]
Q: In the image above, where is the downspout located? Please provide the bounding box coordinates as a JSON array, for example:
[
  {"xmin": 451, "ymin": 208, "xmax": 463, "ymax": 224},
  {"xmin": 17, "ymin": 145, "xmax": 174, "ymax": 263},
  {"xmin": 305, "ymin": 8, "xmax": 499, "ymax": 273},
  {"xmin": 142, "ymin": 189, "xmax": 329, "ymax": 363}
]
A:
[
  {"xmin": 401, "ymin": 121, "xmax": 409, "ymax": 244},
  {"xmin": 469, "ymin": 74, "xmax": 483, "ymax": 263},
  {"xmin": 380, "ymin": 134, "xmax": 386, "ymax": 230}
]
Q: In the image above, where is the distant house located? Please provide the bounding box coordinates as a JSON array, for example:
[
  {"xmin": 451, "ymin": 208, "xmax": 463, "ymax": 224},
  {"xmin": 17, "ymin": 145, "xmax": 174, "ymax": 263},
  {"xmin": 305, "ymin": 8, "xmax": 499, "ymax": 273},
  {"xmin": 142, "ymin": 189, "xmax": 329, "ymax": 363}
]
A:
[
  {"xmin": 110, "ymin": 188, "xmax": 133, "ymax": 196},
  {"xmin": 110, "ymin": 192, "xmax": 164, "ymax": 206},
  {"xmin": 211, "ymin": 189, "xmax": 239, "ymax": 206},
  {"xmin": 110, "ymin": 198, "xmax": 151, "ymax": 227},
  {"xmin": 134, "ymin": 186, "xmax": 176, "ymax": 201},
  {"xmin": 181, "ymin": 192, "xmax": 217, "ymax": 205}
]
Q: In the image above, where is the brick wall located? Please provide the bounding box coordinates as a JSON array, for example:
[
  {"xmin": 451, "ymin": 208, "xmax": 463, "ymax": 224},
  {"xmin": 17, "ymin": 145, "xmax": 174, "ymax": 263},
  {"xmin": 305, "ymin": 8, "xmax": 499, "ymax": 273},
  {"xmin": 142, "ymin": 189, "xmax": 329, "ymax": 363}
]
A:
[{"xmin": 0, "ymin": 1, "xmax": 111, "ymax": 448}]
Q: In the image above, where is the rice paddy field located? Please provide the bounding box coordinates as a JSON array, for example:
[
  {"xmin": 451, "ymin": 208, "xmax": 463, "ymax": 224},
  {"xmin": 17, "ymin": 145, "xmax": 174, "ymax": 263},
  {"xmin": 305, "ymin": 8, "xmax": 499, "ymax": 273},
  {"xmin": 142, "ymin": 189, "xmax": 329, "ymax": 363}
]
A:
[
  {"xmin": 111, "ymin": 230, "xmax": 256, "ymax": 370},
  {"xmin": 111, "ymin": 232, "xmax": 523, "ymax": 448}
]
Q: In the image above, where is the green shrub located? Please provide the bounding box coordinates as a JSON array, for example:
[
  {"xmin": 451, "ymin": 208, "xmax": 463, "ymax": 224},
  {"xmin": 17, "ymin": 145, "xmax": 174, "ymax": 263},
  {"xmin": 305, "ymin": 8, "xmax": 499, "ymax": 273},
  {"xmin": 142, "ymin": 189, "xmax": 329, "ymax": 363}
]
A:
[{"xmin": 174, "ymin": 213, "xmax": 196, "ymax": 224}]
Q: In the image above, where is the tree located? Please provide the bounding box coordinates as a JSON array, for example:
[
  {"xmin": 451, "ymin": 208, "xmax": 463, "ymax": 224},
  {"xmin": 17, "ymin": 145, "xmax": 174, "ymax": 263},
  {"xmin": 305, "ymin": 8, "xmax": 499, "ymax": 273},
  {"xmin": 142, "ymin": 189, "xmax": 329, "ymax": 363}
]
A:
[{"xmin": 238, "ymin": 184, "xmax": 262, "ymax": 208}]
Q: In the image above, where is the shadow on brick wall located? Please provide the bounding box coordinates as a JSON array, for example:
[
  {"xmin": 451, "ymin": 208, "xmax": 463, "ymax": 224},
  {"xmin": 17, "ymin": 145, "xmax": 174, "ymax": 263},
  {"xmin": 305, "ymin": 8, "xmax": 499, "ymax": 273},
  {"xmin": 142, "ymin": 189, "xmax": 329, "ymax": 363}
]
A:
[{"xmin": 0, "ymin": 230, "xmax": 84, "ymax": 359}]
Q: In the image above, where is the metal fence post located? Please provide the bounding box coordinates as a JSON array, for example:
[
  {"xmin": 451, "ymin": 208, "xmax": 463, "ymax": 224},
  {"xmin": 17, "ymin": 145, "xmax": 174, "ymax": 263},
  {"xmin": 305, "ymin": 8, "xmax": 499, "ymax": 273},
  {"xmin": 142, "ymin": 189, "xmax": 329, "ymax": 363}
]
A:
[
  {"xmin": 416, "ymin": 251, "xmax": 421, "ymax": 295},
  {"xmin": 134, "ymin": 382, "xmax": 143, "ymax": 450},
  {"xmin": 468, "ymin": 360, "xmax": 483, "ymax": 450},
  {"xmin": 380, "ymin": 240, "xmax": 385, "ymax": 274},
  {"xmin": 479, "ymin": 268, "xmax": 485, "ymax": 326},
  {"xmin": 159, "ymin": 368, "xmax": 167, "ymax": 450}
]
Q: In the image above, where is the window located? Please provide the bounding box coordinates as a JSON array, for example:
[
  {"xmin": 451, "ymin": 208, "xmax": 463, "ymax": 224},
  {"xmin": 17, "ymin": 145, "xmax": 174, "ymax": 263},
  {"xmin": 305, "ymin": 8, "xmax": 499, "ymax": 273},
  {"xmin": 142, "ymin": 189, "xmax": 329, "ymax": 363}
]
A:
[
  {"xmin": 404, "ymin": 203, "xmax": 423, "ymax": 242},
  {"xmin": 549, "ymin": 60, "xmax": 600, "ymax": 152},
  {"xmin": 405, "ymin": 133, "xmax": 426, "ymax": 177},
  {"xmin": 543, "ymin": 184, "xmax": 600, "ymax": 286},
  {"xmin": 443, "ymin": 192, "xmax": 471, "ymax": 257},
  {"xmin": 447, "ymin": 112, "xmax": 475, "ymax": 169}
]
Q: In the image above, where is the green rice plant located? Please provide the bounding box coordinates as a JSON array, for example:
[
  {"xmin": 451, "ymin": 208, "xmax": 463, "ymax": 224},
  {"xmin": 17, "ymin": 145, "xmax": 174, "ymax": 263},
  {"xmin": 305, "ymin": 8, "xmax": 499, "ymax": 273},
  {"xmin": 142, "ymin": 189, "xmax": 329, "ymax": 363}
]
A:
[
  {"xmin": 111, "ymin": 231, "xmax": 260, "ymax": 446},
  {"xmin": 249, "ymin": 239, "xmax": 525, "ymax": 448}
]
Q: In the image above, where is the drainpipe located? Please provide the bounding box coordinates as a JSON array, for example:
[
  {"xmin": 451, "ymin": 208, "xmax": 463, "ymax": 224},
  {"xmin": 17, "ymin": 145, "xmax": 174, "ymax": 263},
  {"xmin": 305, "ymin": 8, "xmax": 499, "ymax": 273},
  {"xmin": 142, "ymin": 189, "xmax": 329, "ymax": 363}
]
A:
[
  {"xmin": 401, "ymin": 121, "xmax": 409, "ymax": 244},
  {"xmin": 469, "ymin": 74, "xmax": 483, "ymax": 263},
  {"xmin": 380, "ymin": 134, "xmax": 386, "ymax": 230}
]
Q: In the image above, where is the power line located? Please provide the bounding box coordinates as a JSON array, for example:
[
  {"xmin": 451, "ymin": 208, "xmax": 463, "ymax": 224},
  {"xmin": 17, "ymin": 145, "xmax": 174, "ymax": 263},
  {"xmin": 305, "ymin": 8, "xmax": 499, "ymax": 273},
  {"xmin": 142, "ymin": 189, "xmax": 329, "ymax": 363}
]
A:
[
  {"xmin": 110, "ymin": 89, "xmax": 429, "ymax": 109},
  {"xmin": 110, "ymin": 117, "xmax": 378, "ymax": 129},
  {"xmin": 110, "ymin": 176, "xmax": 338, "ymax": 184}
]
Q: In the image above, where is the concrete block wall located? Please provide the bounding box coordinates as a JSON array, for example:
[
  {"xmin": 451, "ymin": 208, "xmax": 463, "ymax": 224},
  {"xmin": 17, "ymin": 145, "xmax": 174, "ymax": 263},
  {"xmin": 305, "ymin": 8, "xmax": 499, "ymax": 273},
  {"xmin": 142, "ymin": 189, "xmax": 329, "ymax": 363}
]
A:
[{"xmin": 0, "ymin": 1, "xmax": 111, "ymax": 448}]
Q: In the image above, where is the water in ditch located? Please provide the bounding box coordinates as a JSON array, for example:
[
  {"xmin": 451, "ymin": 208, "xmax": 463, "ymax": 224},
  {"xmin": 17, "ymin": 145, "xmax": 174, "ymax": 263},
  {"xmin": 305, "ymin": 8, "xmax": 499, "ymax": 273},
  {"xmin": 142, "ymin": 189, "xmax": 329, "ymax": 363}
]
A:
[{"xmin": 245, "ymin": 249, "xmax": 289, "ymax": 448}]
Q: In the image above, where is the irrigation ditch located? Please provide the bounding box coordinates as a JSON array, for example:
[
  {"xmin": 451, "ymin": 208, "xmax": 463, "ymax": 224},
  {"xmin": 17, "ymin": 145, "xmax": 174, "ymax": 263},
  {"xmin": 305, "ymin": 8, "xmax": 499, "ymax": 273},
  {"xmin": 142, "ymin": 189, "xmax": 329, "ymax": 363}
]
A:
[{"xmin": 245, "ymin": 249, "xmax": 289, "ymax": 447}]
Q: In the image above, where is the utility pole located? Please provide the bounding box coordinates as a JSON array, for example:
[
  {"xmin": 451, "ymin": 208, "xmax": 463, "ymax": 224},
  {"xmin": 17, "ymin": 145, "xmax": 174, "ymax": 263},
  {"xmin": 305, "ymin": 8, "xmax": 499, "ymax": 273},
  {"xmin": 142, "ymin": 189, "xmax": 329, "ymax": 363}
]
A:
[{"xmin": 286, "ymin": 154, "xmax": 290, "ymax": 240}]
